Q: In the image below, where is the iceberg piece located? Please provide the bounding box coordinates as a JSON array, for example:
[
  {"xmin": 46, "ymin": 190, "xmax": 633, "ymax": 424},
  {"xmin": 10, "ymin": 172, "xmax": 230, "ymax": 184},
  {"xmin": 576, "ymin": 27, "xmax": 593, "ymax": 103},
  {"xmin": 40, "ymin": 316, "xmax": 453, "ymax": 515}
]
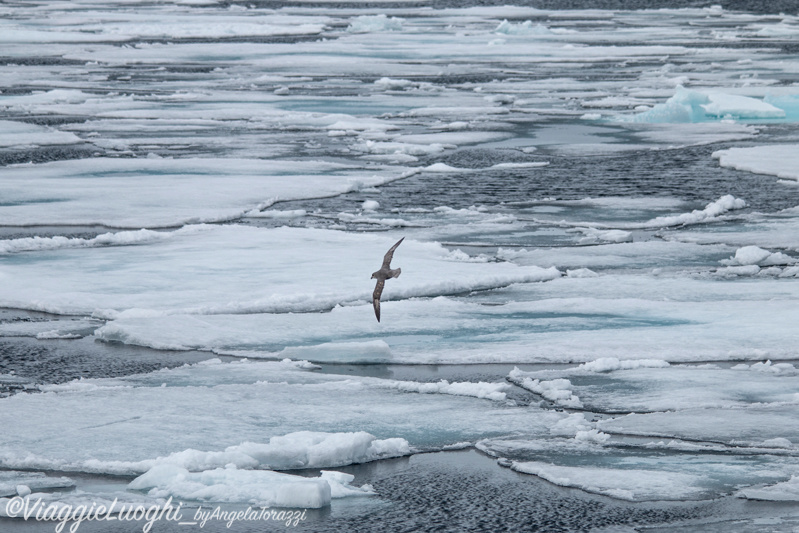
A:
[{"xmin": 625, "ymin": 87, "xmax": 785, "ymax": 123}]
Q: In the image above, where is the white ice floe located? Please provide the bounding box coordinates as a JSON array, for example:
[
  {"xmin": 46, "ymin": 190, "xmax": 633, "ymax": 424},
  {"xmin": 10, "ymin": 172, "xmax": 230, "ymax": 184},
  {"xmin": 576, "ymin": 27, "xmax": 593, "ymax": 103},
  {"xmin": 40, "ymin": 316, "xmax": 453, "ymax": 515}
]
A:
[
  {"xmin": 347, "ymin": 14, "xmax": 403, "ymax": 33},
  {"xmin": 245, "ymin": 209, "xmax": 307, "ymax": 219},
  {"xmin": 0, "ymin": 227, "xmax": 559, "ymax": 318},
  {"xmin": 0, "ymin": 472, "xmax": 74, "ymax": 498},
  {"xmin": 574, "ymin": 227, "xmax": 632, "ymax": 244},
  {"xmin": 510, "ymin": 461, "xmax": 706, "ymax": 501},
  {"xmin": 738, "ymin": 475, "xmax": 799, "ymax": 501},
  {"xmin": 380, "ymin": 379, "xmax": 511, "ymax": 402},
  {"xmin": 0, "ymin": 158, "xmax": 403, "ymax": 228},
  {"xmin": 512, "ymin": 363, "xmax": 799, "ymax": 413},
  {"xmin": 577, "ymin": 358, "xmax": 670, "ymax": 373},
  {"xmin": 129, "ymin": 465, "xmax": 373, "ymax": 508},
  {"xmin": 0, "ymin": 359, "xmax": 563, "ymax": 475},
  {"xmin": 732, "ymin": 361, "xmax": 796, "ymax": 375},
  {"xmin": 640, "ymin": 194, "xmax": 745, "ymax": 228},
  {"xmin": 0, "ymin": 120, "xmax": 82, "ymax": 148},
  {"xmin": 721, "ymin": 246, "xmax": 796, "ymax": 267},
  {"xmin": 565, "ymin": 268, "xmax": 598, "ymax": 278},
  {"xmin": 713, "ymin": 145, "xmax": 799, "ymax": 182},
  {"xmin": 0, "ymin": 317, "xmax": 101, "ymax": 339},
  {"xmin": 599, "ymin": 405, "xmax": 799, "ymax": 447},
  {"xmin": 494, "ymin": 20, "xmax": 554, "ymax": 36},
  {"xmin": 508, "ymin": 369, "xmax": 582, "ymax": 408}
]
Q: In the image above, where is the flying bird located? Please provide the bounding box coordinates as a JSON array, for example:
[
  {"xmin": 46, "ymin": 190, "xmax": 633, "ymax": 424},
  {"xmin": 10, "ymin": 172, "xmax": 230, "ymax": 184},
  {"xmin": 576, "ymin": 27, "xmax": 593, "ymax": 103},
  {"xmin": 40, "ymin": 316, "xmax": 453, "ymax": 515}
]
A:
[{"xmin": 371, "ymin": 237, "xmax": 404, "ymax": 322}]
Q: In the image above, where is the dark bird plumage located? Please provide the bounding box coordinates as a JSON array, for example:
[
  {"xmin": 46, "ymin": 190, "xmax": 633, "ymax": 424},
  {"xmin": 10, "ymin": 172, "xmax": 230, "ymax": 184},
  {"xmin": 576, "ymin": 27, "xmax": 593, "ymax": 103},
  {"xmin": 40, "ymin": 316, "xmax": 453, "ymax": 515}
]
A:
[{"xmin": 371, "ymin": 237, "xmax": 404, "ymax": 322}]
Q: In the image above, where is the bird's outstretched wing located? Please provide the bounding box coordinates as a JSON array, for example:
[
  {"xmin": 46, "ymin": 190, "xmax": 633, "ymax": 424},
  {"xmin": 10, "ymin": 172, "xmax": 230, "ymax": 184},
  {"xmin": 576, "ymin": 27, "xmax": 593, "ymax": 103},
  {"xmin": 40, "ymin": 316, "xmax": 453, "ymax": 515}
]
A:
[
  {"xmin": 381, "ymin": 237, "xmax": 405, "ymax": 270},
  {"xmin": 372, "ymin": 279, "xmax": 385, "ymax": 322}
]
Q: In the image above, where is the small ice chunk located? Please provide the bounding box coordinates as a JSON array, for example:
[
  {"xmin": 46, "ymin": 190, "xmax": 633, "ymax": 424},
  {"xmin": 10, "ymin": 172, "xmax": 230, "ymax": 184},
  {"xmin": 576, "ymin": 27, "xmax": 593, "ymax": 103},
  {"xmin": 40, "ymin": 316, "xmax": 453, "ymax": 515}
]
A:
[
  {"xmin": 347, "ymin": 14, "xmax": 403, "ymax": 33},
  {"xmin": 128, "ymin": 464, "xmax": 336, "ymax": 508},
  {"xmin": 362, "ymin": 200, "xmax": 379, "ymax": 211},
  {"xmin": 574, "ymin": 429, "xmax": 611, "ymax": 444},
  {"xmin": 566, "ymin": 268, "xmax": 599, "ymax": 278},
  {"xmin": 720, "ymin": 246, "xmax": 795, "ymax": 267},
  {"xmin": 509, "ymin": 369, "xmax": 582, "ymax": 408}
]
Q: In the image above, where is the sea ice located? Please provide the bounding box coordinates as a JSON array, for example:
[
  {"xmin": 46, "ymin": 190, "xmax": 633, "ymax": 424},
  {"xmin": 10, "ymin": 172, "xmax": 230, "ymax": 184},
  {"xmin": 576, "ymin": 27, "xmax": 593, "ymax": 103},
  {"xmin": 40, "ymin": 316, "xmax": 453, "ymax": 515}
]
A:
[
  {"xmin": 0, "ymin": 359, "xmax": 562, "ymax": 475},
  {"xmin": 128, "ymin": 464, "xmax": 371, "ymax": 508},
  {"xmin": 623, "ymin": 87, "xmax": 786, "ymax": 123},
  {"xmin": 0, "ymin": 226, "xmax": 559, "ymax": 318},
  {"xmin": 0, "ymin": 158, "xmax": 403, "ymax": 228},
  {"xmin": 713, "ymin": 145, "xmax": 799, "ymax": 182}
]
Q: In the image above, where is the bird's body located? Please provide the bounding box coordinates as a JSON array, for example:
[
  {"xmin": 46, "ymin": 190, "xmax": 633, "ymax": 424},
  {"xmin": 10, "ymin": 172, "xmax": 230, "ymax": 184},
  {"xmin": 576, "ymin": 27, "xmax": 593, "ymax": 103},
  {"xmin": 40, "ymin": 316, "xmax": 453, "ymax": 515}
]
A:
[{"xmin": 371, "ymin": 237, "xmax": 404, "ymax": 322}]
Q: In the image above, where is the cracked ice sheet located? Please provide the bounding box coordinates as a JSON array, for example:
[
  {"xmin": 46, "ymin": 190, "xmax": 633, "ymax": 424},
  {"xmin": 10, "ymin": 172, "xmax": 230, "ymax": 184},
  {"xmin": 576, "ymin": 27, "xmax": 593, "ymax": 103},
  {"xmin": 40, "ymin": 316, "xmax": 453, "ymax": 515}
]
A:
[
  {"xmin": 508, "ymin": 363, "xmax": 799, "ymax": 413},
  {"xmin": 599, "ymin": 405, "xmax": 799, "ymax": 448},
  {"xmin": 477, "ymin": 412, "xmax": 799, "ymax": 502},
  {"xmin": 0, "ymin": 359, "xmax": 559, "ymax": 475},
  {"xmin": 0, "ymin": 226, "xmax": 559, "ymax": 318},
  {"xmin": 92, "ymin": 271, "xmax": 799, "ymax": 363},
  {"xmin": 0, "ymin": 158, "xmax": 406, "ymax": 228},
  {"xmin": 504, "ymin": 448, "xmax": 799, "ymax": 502}
]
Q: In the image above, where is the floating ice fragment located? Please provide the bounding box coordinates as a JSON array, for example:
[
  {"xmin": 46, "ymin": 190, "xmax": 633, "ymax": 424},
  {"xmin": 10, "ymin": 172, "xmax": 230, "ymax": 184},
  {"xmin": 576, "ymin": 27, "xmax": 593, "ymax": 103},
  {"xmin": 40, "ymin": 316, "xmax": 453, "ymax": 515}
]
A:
[
  {"xmin": 737, "ymin": 475, "xmax": 799, "ymax": 501},
  {"xmin": 714, "ymin": 145, "xmax": 799, "ymax": 182},
  {"xmin": 574, "ymin": 429, "xmax": 611, "ymax": 444},
  {"xmin": 624, "ymin": 86, "xmax": 785, "ymax": 123},
  {"xmin": 0, "ymin": 120, "xmax": 82, "ymax": 148},
  {"xmin": 381, "ymin": 379, "xmax": 511, "ymax": 402},
  {"xmin": 347, "ymin": 14, "xmax": 403, "ymax": 33},
  {"xmin": 494, "ymin": 20, "xmax": 553, "ymax": 36},
  {"xmin": 510, "ymin": 461, "xmax": 706, "ymax": 501},
  {"xmin": 508, "ymin": 369, "xmax": 582, "ymax": 408},
  {"xmin": 362, "ymin": 200, "xmax": 379, "ymax": 211},
  {"xmin": 642, "ymin": 195, "xmax": 745, "ymax": 228},
  {"xmin": 129, "ymin": 463, "xmax": 347, "ymax": 508},
  {"xmin": 566, "ymin": 268, "xmax": 599, "ymax": 278},
  {"xmin": 548, "ymin": 413, "xmax": 593, "ymax": 436},
  {"xmin": 0, "ymin": 472, "xmax": 74, "ymax": 498},
  {"xmin": 721, "ymin": 246, "xmax": 796, "ymax": 267}
]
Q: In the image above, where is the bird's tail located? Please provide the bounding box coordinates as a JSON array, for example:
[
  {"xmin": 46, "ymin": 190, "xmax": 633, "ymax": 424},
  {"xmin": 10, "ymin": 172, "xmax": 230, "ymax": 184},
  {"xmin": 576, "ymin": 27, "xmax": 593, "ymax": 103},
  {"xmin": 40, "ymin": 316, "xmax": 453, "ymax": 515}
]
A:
[{"xmin": 390, "ymin": 268, "xmax": 401, "ymax": 279}]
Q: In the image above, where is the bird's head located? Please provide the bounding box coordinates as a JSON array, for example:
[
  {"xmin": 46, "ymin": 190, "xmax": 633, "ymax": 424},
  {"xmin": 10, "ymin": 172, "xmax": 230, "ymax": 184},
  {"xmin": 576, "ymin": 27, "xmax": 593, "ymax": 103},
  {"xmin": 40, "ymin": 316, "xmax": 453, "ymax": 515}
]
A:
[{"xmin": 370, "ymin": 272, "xmax": 377, "ymax": 279}]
